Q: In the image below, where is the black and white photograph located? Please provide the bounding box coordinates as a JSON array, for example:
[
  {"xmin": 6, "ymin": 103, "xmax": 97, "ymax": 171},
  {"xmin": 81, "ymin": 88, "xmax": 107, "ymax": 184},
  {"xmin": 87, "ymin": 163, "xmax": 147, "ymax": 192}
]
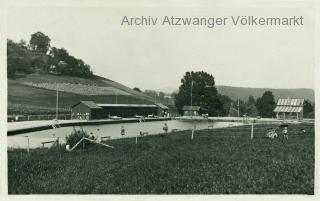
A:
[{"xmin": 2, "ymin": 0, "xmax": 319, "ymax": 198}]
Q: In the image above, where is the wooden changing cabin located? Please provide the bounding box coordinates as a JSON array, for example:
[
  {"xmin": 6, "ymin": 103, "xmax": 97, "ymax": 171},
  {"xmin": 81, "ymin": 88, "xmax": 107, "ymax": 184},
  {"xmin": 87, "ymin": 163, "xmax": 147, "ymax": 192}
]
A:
[{"xmin": 273, "ymin": 98, "xmax": 304, "ymax": 120}]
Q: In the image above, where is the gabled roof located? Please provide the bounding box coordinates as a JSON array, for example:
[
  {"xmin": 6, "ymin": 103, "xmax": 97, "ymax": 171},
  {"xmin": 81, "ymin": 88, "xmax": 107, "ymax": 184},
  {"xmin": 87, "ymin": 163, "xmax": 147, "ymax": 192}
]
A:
[
  {"xmin": 72, "ymin": 101, "xmax": 102, "ymax": 109},
  {"xmin": 276, "ymin": 98, "xmax": 304, "ymax": 106},
  {"xmin": 274, "ymin": 106, "xmax": 303, "ymax": 113},
  {"xmin": 156, "ymin": 103, "xmax": 169, "ymax": 110},
  {"xmin": 72, "ymin": 102, "xmax": 159, "ymax": 109},
  {"xmin": 182, "ymin": 106, "xmax": 201, "ymax": 111},
  {"xmin": 97, "ymin": 104, "xmax": 157, "ymax": 108},
  {"xmin": 273, "ymin": 98, "xmax": 304, "ymax": 113}
]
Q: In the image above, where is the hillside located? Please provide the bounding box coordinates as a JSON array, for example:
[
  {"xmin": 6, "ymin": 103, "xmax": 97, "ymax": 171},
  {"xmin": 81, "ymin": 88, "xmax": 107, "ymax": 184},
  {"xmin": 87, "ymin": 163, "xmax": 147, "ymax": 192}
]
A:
[
  {"xmin": 8, "ymin": 73, "xmax": 154, "ymax": 115},
  {"xmin": 216, "ymin": 85, "xmax": 315, "ymax": 102}
]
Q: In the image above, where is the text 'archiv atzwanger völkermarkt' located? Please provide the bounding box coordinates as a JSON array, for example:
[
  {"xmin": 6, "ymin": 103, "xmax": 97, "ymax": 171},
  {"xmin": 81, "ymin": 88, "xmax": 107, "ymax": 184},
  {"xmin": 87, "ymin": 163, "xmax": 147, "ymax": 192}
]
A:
[{"xmin": 121, "ymin": 15, "xmax": 304, "ymax": 28}]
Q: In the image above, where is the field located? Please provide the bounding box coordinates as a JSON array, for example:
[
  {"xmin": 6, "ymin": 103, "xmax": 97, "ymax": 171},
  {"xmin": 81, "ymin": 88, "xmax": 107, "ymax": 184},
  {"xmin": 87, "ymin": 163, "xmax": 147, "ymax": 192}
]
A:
[
  {"xmin": 8, "ymin": 74, "xmax": 153, "ymax": 115},
  {"xmin": 23, "ymin": 82, "xmax": 131, "ymax": 96},
  {"xmin": 8, "ymin": 123, "xmax": 314, "ymax": 194}
]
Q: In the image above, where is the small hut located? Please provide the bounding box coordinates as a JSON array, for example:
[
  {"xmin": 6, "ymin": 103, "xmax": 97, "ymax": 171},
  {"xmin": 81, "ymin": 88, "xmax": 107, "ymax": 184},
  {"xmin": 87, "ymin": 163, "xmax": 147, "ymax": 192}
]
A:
[
  {"xmin": 273, "ymin": 98, "xmax": 304, "ymax": 120},
  {"xmin": 182, "ymin": 106, "xmax": 202, "ymax": 117}
]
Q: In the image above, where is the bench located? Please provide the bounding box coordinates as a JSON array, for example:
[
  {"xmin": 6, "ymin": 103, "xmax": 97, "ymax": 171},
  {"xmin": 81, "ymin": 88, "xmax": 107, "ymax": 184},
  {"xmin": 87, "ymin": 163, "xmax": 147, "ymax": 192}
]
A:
[
  {"xmin": 139, "ymin": 131, "xmax": 149, "ymax": 137},
  {"xmin": 41, "ymin": 138, "xmax": 59, "ymax": 148},
  {"xmin": 100, "ymin": 136, "xmax": 111, "ymax": 141}
]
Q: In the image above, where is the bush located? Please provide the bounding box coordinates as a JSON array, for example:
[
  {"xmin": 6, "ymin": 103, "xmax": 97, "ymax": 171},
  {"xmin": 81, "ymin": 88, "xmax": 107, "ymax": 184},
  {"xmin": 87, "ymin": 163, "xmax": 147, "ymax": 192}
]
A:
[{"xmin": 65, "ymin": 127, "xmax": 94, "ymax": 150}]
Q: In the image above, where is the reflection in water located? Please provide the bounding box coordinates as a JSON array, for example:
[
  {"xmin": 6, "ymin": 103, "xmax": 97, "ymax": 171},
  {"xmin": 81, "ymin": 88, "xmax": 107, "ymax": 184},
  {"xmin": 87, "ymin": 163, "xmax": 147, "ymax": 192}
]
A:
[{"xmin": 8, "ymin": 120, "xmax": 243, "ymax": 148}]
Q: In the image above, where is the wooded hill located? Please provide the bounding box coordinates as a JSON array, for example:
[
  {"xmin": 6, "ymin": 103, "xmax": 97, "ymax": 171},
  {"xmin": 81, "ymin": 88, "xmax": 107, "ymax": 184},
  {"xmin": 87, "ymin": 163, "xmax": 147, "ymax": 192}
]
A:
[{"xmin": 216, "ymin": 85, "xmax": 314, "ymax": 103}]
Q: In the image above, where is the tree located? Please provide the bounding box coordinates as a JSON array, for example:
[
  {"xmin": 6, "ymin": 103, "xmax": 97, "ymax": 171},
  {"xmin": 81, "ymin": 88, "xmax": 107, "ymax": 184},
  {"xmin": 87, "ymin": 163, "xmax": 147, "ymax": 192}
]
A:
[
  {"xmin": 133, "ymin": 87, "xmax": 142, "ymax": 92},
  {"xmin": 219, "ymin": 95, "xmax": 232, "ymax": 116},
  {"xmin": 174, "ymin": 71, "xmax": 223, "ymax": 116},
  {"xmin": 303, "ymin": 100, "xmax": 314, "ymax": 118},
  {"xmin": 144, "ymin": 90, "xmax": 158, "ymax": 101},
  {"xmin": 49, "ymin": 47, "xmax": 93, "ymax": 78},
  {"xmin": 245, "ymin": 96, "xmax": 258, "ymax": 117},
  {"xmin": 7, "ymin": 39, "xmax": 32, "ymax": 78},
  {"xmin": 255, "ymin": 91, "xmax": 276, "ymax": 118},
  {"xmin": 29, "ymin": 32, "xmax": 51, "ymax": 54},
  {"xmin": 246, "ymin": 96, "xmax": 256, "ymax": 106}
]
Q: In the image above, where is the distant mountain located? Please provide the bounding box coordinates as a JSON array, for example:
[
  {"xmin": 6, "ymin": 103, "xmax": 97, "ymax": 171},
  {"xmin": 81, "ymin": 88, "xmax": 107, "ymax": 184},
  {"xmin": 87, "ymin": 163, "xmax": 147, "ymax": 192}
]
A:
[
  {"xmin": 216, "ymin": 85, "xmax": 315, "ymax": 102},
  {"xmin": 165, "ymin": 85, "xmax": 314, "ymax": 103}
]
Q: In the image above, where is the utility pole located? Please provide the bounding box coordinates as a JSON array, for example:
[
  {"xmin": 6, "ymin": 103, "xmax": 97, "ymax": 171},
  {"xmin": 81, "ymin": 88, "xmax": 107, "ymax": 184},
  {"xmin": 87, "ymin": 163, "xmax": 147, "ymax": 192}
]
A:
[
  {"xmin": 56, "ymin": 83, "xmax": 59, "ymax": 120},
  {"xmin": 191, "ymin": 80, "xmax": 193, "ymax": 107},
  {"xmin": 237, "ymin": 96, "xmax": 240, "ymax": 120},
  {"xmin": 191, "ymin": 78, "xmax": 195, "ymax": 140},
  {"xmin": 115, "ymin": 92, "xmax": 118, "ymax": 104}
]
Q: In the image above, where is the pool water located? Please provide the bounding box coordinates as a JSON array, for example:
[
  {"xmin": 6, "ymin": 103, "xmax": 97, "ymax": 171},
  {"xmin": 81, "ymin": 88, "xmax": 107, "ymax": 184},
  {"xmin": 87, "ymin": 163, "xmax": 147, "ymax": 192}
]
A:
[{"xmin": 7, "ymin": 120, "xmax": 243, "ymax": 149}]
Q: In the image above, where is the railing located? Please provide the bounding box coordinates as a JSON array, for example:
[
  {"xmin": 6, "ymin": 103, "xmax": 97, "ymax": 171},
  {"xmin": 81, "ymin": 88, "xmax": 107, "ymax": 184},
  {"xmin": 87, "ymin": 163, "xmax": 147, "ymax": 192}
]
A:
[{"xmin": 8, "ymin": 114, "xmax": 71, "ymax": 122}]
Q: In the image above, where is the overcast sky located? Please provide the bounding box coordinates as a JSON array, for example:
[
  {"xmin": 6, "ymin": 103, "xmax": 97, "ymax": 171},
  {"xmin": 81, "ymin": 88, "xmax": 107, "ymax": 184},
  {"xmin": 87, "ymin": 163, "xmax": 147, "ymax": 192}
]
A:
[{"xmin": 7, "ymin": 6, "xmax": 315, "ymax": 91}]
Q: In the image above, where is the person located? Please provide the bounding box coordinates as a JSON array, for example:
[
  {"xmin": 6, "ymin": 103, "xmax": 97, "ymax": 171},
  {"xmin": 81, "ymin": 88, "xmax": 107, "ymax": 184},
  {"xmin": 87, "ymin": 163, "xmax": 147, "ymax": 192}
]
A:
[
  {"xmin": 89, "ymin": 132, "xmax": 96, "ymax": 140},
  {"xmin": 299, "ymin": 128, "xmax": 306, "ymax": 135},
  {"xmin": 283, "ymin": 126, "xmax": 288, "ymax": 140},
  {"xmin": 121, "ymin": 126, "xmax": 125, "ymax": 137},
  {"xmin": 163, "ymin": 123, "xmax": 168, "ymax": 134}
]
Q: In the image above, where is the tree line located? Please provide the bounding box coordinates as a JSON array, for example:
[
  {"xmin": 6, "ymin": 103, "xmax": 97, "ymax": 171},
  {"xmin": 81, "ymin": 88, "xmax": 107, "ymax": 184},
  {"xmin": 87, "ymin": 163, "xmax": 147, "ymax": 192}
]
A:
[
  {"xmin": 174, "ymin": 71, "xmax": 314, "ymax": 118},
  {"xmin": 7, "ymin": 32, "xmax": 94, "ymax": 78}
]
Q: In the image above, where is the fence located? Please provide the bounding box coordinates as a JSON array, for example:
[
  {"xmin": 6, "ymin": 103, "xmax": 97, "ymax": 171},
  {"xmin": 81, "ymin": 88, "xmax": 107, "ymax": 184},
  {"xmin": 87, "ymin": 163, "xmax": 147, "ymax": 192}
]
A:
[{"xmin": 8, "ymin": 114, "xmax": 72, "ymax": 122}]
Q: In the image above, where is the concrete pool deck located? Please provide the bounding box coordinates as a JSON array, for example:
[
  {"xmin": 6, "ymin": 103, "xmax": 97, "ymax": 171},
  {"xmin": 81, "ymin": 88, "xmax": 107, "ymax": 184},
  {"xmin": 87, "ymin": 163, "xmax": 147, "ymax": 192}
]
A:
[
  {"xmin": 7, "ymin": 116, "xmax": 313, "ymax": 136},
  {"xmin": 7, "ymin": 117, "xmax": 171, "ymax": 136}
]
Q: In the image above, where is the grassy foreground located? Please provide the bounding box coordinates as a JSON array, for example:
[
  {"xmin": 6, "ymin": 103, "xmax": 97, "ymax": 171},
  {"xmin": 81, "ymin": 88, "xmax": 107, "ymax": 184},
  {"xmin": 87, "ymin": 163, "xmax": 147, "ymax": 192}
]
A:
[{"xmin": 8, "ymin": 123, "xmax": 314, "ymax": 194}]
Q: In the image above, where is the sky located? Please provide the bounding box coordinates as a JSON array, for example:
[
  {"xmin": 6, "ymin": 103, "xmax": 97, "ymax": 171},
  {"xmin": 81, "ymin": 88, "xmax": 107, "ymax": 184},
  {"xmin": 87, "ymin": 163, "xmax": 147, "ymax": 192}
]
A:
[{"xmin": 6, "ymin": 5, "xmax": 316, "ymax": 91}]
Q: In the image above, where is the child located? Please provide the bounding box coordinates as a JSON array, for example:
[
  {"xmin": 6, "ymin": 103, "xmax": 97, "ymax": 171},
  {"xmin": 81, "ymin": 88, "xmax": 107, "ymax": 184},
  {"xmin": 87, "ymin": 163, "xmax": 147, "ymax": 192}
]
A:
[
  {"xmin": 283, "ymin": 127, "xmax": 288, "ymax": 140},
  {"xmin": 163, "ymin": 123, "xmax": 168, "ymax": 134},
  {"xmin": 121, "ymin": 126, "xmax": 125, "ymax": 137}
]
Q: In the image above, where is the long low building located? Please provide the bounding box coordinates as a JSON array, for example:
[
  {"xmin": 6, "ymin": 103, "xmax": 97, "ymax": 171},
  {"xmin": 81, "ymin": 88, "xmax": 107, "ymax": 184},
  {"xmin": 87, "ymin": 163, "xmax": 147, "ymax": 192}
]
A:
[
  {"xmin": 273, "ymin": 98, "xmax": 304, "ymax": 120},
  {"xmin": 71, "ymin": 101, "xmax": 168, "ymax": 120}
]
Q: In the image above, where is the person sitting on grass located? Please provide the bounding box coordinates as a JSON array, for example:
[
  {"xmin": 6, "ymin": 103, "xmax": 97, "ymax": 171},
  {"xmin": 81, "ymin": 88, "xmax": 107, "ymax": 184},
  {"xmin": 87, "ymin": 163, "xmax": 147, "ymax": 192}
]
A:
[
  {"xmin": 89, "ymin": 132, "xmax": 97, "ymax": 141},
  {"xmin": 299, "ymin": 128, "xmax": 306, "ymax": 135},
  {"xmin": 266, "ymin": 129, "xmax": 277, "ymax": 139}
]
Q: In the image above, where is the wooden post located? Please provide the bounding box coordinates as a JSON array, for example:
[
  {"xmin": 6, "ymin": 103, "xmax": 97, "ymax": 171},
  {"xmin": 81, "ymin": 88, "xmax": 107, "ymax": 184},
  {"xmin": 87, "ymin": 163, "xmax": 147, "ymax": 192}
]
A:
[
  {"xmin": 251, "ymin": 123, "xmax": 254, "ymax": 140},
  {"xmin": 191, "ymin": 129, "xmax": 194, "ymax": 140},
  {"xmin": 191, "ymin": 122, "xmax": 196, "ymax": 140},
  {"xmin": 56, "ymin": 137, "xmax": 59, "ymax": 146},
  {"xmin": 26, "ymin": 136, "xmax": 29, "ymax": 153}
]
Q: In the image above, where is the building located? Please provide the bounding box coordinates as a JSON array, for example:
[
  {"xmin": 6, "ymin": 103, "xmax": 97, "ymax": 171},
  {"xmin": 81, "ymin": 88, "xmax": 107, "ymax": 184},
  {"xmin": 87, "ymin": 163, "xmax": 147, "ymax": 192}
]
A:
[
  {"xmin": 71, "ymin": 101, "xmax": 166, "ymax": 120},
  {"xmin": 273, "ymin": 98, "xmax": 304, "ymax": 120},
  {"xmin": 182, "ymin": 106, "xmax": 203, "ymax": 116},
  {"xmin": 156, "ymin": 103, "xmax": 169, "ymax": 117}
]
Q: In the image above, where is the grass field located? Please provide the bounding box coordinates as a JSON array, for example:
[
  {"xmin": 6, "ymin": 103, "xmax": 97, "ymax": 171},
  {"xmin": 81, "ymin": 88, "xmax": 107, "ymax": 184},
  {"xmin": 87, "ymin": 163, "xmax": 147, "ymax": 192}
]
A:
[
  {"xmin": 8, "ymin": 123, "xmax": 314, "ymax": 194},
  {"xmin": 8, "ymin": 74, "xmax": 153, "ymax": 115}
]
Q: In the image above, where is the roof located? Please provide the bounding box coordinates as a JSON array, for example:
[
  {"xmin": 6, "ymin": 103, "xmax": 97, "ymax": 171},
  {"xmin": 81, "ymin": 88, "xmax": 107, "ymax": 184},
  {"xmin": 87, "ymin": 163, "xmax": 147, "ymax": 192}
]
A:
[
  {"xmin": 182, "ymin": 106, "xmax": 201, "ymax": 111},
  {"xmin": 276, "ymin": 98, "xmax": 304, "ymax": 106},
  {"xmin": 156, "ymin": 103, "xmax": 169, "ymax": 110},
  {"xmin": 72, "ymin": 101, "xmax": 102, "ymax": 109},
  {"xmin": 273, "ymin": 98, "xmax": 304, "ymax": 113},
  {"xmin": 273, "ymin": 106, "xmax": 303, "ymax": 113},
  {"xmin": 97, "ymin": 104, "xmax": 157, "ymax": 108}
]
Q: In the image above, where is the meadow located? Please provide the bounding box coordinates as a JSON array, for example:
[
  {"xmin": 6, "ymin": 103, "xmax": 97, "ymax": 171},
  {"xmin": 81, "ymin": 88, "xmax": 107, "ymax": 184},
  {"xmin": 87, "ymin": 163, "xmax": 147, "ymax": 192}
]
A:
[
  {"xmin": 8, "ymin": 123, "xmax": 314, "ymax": 194},
  {"xmin": 8, "ymin": 74, "xmax": 153, "ymax": 115},
  {"xmin": 8, "ymin": 80, "xmax": 152, "ymax": 115},
  {"xmin": 23, "ymin": 82, "xmax": 131, "ymax": 96}
]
